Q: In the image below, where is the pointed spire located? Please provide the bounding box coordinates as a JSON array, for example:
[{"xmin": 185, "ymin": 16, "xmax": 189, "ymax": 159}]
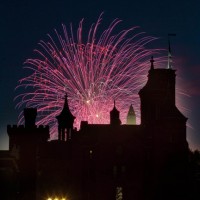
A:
[
  {"xmin": 60, "ymin": 93, "xmax": 74, "ymax": 115},
  {"xmin": 56, "ymin": 93, "xmax": 75, "ymax": 141},
  {"xmin": 150, "ymin": 56, "xmax": 154, "ymax": 70},
  {"xmin": 128, "ymin": 104, "xmax": 135, "ymax": 115},
  {"xmin": 111, "ymin": 100, "xmax": 118, "ymax": 112},
  {"xmin": 110, "ymin": 100, "xmax": 121, "ymax": 125},
  {"xmin": 64, "ymin": 93, "xmax": 69, "ymax": 109},
  {"xmin": 167, "ymin": 38, "xmax": 172, "ymax": 69},
  {"xmin": 56, "ymin": 93, "xmax": 75, "ymax": 122},
  {"xmin": 167, "ymin": 34, "xmax": 176, "ymax": 69},
  {"xmin": 127, "ymin": 104, "xmax": 136, "ymax": 125}
]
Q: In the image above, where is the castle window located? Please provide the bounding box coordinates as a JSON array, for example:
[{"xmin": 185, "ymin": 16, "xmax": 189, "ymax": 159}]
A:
[
  {"xmin": 47, "ymin": 198, "xmax": 66, "ymax": 200},
  {"xmin": 113, "ymin": 165, "xmax": 117, "ymax": 177},
  {"xmin": 89, "ymin": 150, "xmax": 93, "ymax": 159}
]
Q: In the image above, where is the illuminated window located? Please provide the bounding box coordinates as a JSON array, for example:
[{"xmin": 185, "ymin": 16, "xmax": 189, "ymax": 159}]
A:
[
  {"xmin": 47, "ymin": 197, "xmax": 66, "ymax": 200},
  {"xmin": 116, "ymin": 186, "xmax": 123, "ymax": 200},
  {"xmin": 89, "ymin": 150, "xmax": 93, "ymax": 159}
]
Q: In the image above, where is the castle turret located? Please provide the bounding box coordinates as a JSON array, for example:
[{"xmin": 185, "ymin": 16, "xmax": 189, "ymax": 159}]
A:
[
  {"xmin": 110, "ymin": 101, "xmax": 121, "ymax": 126},
  {"xmin": 126, "ymin": 104, "xmax": 136, "ymax": 125},
  {"xmin": 139, "ymin": 56, "xmax": 188, "ymax": 169},
  {"xmin": 139, "ymin": 56, "xmax": 188, "ymax": 199},
  {"xmin": 56, "ymin": 94, "xmax": 75, "ymax": 141},
  {"xmin": 139, "ymin": 56, "xmax": 186, "ymax": 125},
  {"xmin": 7, "ymin": 108, "xmax": 49, "ymax": 200}
]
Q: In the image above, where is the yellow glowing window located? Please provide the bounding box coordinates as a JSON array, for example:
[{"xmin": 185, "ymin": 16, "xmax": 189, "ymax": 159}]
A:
[
  {"xmin": 116, "ymin": 187, "xmax": 123, "ymax": 200},
  {"xmin": 47, "ymin": 196, "xmax": 66, "ymax": 200}
]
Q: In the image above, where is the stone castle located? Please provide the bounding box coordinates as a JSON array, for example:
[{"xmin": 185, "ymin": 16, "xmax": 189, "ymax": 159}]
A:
[{"xmin": 0, "ymin": 57, "xmax": 189, "ymax": 200}]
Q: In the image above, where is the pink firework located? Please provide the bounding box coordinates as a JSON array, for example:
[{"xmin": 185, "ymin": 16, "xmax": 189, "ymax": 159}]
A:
[{"xmin": 15, "ymin": 16, "xmax": 164, "ymax": 138}]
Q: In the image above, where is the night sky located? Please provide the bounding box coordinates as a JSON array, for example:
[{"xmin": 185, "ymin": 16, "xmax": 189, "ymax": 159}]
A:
[{"xmin": 0, "ymin": 0, "xmax": 200, "ymax": 150}]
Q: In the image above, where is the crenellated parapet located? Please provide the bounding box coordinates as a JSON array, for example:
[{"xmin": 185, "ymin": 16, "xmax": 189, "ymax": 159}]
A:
[
  {"xmin": 7, "ymin": 124, "xmax": 49, "ymax": 150},
  {"xmin": 7, "ymin": 108, "xmax": 50, "ymax": 150},
  {"xmin": 7, "ymin": 124, "xmax": 49, "ymax": 130}
]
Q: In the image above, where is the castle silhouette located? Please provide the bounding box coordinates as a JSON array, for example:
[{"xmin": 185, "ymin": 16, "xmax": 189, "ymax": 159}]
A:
[{"xmin": 0, "ymin": 57, "xmax": 189, "ymax": 200}]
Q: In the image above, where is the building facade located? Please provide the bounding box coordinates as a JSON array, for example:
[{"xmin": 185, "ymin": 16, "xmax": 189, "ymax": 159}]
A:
[{"xmin": 1, "ymin": 58, "xmax": 189, "ymax": 200}]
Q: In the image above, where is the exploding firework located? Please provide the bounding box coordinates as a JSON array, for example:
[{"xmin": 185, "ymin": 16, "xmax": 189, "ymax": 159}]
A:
[{"xmin": 16, "ymin": 15, "xmax": 164, "ymax": 138}]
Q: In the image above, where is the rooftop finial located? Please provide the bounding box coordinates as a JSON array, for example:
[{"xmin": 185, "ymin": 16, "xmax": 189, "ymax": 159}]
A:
[
  {"xmin": 167, "ymin": 34, "xmax": 176, "ymax": 69},
  {"xmin": 64, "ymin": 93, "xmax": 70, "ymax": 109},
  {"xmin": 150, "ymin": 56, "xmax": 154, "ymax": 70}
]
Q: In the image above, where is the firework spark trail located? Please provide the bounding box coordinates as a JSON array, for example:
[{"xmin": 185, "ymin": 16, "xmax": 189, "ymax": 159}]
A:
[{"xmin": 15, "ymin": 16, "xmax": 165, "ymax": 138}]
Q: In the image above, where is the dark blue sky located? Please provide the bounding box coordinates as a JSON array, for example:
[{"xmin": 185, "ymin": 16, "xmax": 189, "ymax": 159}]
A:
[{"xmin": 0, "ymin": 0, "xmax": 200, "ymax": 150}]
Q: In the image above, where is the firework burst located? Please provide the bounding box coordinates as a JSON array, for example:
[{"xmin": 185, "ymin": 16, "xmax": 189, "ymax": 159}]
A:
[{"xmin": 15, "ymin": 15, "xmax": 164, "ymax": 138}]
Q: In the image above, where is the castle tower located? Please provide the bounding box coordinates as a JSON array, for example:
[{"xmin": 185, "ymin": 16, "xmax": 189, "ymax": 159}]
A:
[
  {"xmin": 138, "ymin": 57, "xmax": 187, "ymax": 150},
  {"xmin": 139, "ymin": 56, "xmax": 188, "ymax": 166},
  {"xmin": 8, "ymin": 108, "xmax": 49, "ymax": 150},
  {"xmin": 139, "ymin": 56, "xmax": 186, "ymax": 125},
  {"xmin": 56, "ymin": 94, "xmax": 75, "ymax": 141},
  {"xmin": 110, "ymin": 101, "xmax": 121, "ymax": 125},
  {"xmin": 126, "ymin": 104, "xmax": 136, "ymax": 125},
  {"xmin": 139, "ymin": 56, "xmax": 188, "ymax": 200},
  {"xmin": 7, "ymin": 108, "xmax": 49, "ymax": 200}
]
